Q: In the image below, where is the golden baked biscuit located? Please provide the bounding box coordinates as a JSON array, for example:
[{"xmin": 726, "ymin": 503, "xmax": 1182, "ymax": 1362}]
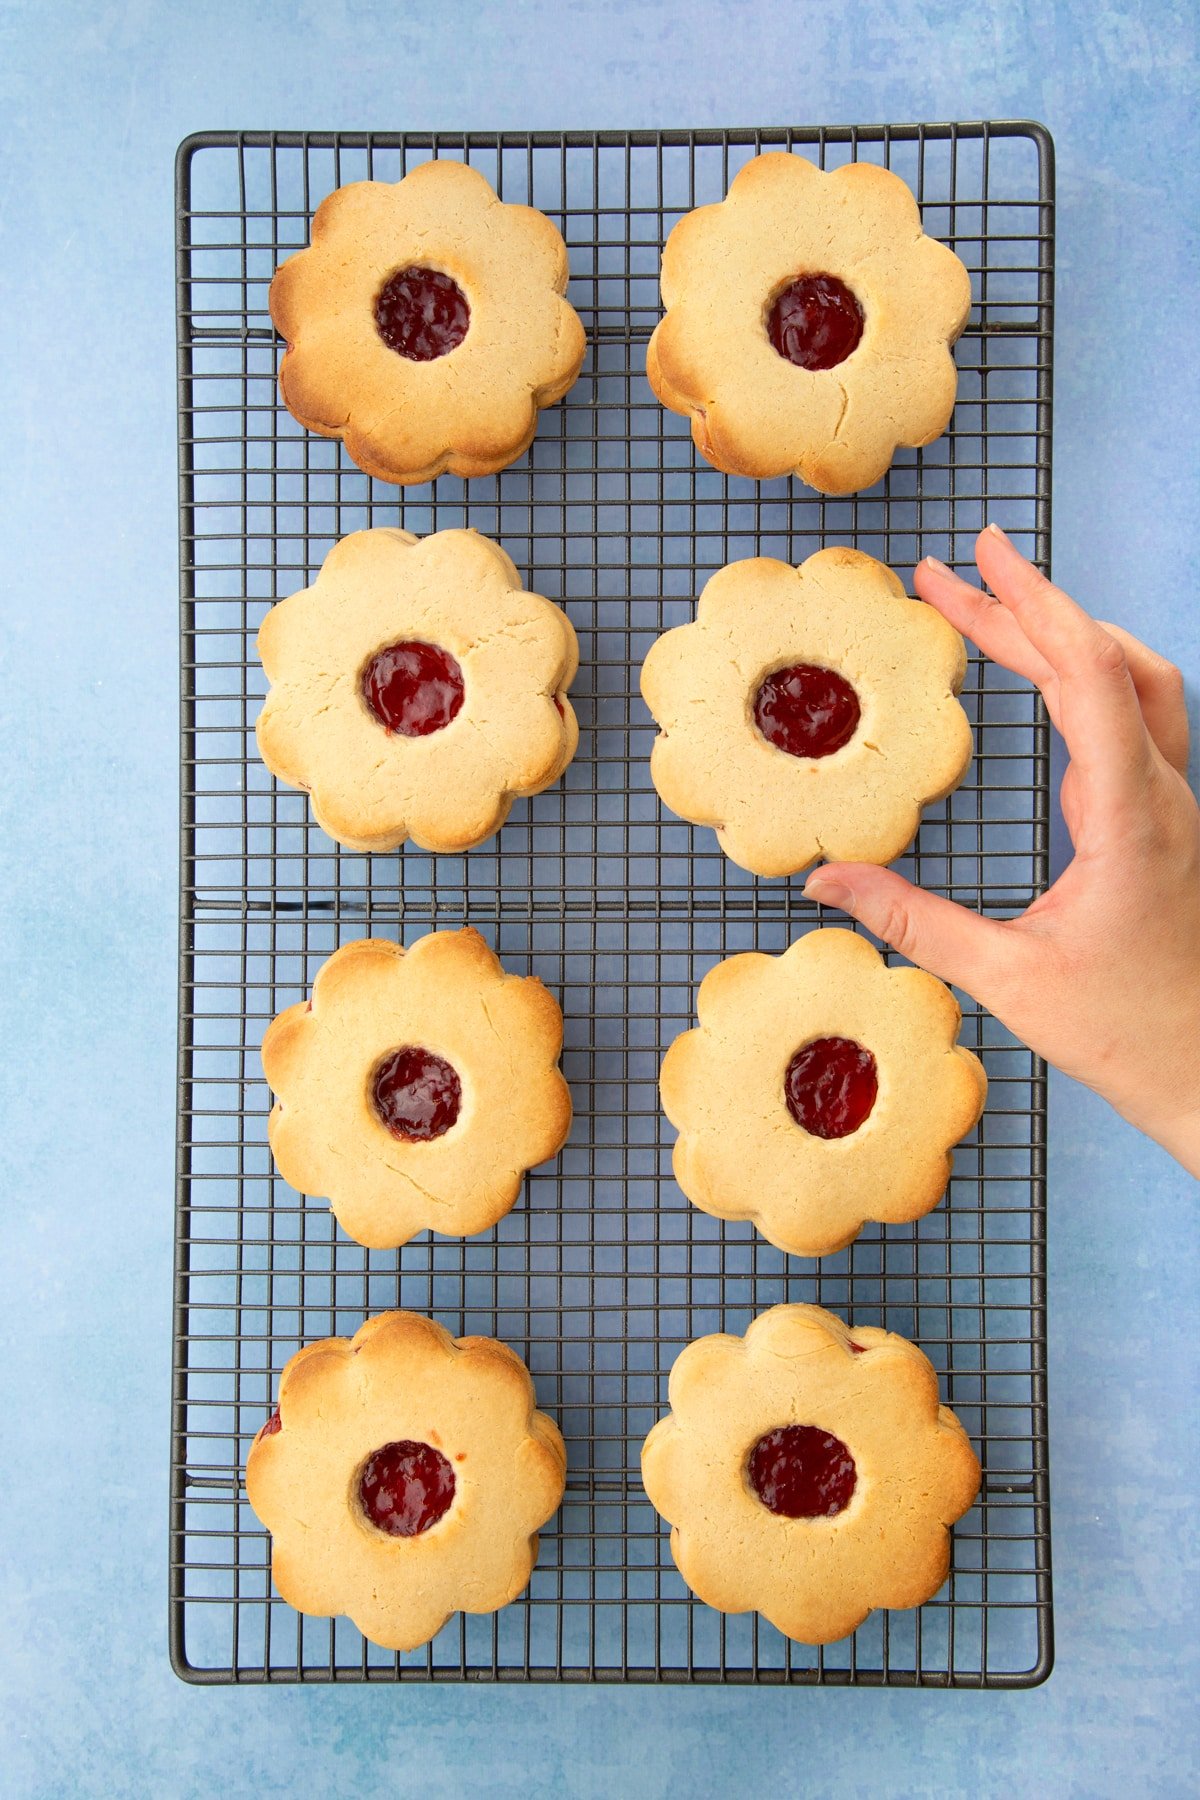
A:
[
  {"xmin": 660, "ymin": 928, "xmax": 986, "ymax": 1257},
  {"xmin": 642, "ymin": 1304, "xmax": 980, "ymax": 1645},
  {"xmin": 256, "ymin": 527, "xmax": 578, "ymax": 854},
  {"xmin": 641, "ymin": 547, "xmax": 972, "ymax": 879},
  {"xmin": 262, "ymin": 930, "xmax": 572, "ymax": 1249},
  {"xmin": 247, "ymin": 1311, "xmax": 566, "ymax": 1652},
  {"xmin": 647, "ymin": 151, "xmax": 972, "ymax": 493},
  {"xmin": 271, "ymin": 159, "xmax": 586, "ymax": 484}
]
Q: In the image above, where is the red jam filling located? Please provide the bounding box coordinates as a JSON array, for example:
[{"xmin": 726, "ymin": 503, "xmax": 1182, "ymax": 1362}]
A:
[
  {"xmin": 767, "ymin": 274, "xmax": 864, "ymax": 370},
  {"xmin": 361, "ymin": 641, "xmax": 465, "ymax": 737},
  {"xmin": 748, "ymin": 1424, "xmax": 857, "ymax": 1518},
  {"xmin": 358, "ymin": 1439, "xmax": 456, "ymax": 1536},
  {"xmin": 850, "ymin": 1342, "xmax": 867, "ymax": 1355},
  {"xmin": 261, "ymin": 1407, "xmax": 282, "ymax": 1437},
  {"xmin": 785, "ymin": 1036, "xmax": 878, "ymax": 1139},
  {"xmin": 371, "ymin": 1046, "xmax": 462, "ymax": 1141},
  {"xmin": 754, "ymin": 663, "xmax": 860, "ymax": 758},
  {"xmin": 374, "ymin": 267, "xmax": 470, "ymax": 361}
]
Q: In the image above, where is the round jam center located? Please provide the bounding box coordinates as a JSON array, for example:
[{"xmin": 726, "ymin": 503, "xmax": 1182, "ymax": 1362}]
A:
[
  {"xmin": 374, "ymin": 267, "xmax": 470, "ymax": 361},
  {"xmin": 749, "ymin": 1424, "xmax": 857, "ymax": 1518},
  {"xmin": 767, "ymin": 274, "xmax": 864, "ymax": 371},
  {"xmin": 785, "ymin": 1036, "xmax": 878, "ymax": 1139},
  {"xmin": 361, "ymin": 641, "xmax": 465, "ymax": 738},
  {"xmin": 358, "ymin": 1439, "xmax": 456, "ymax": 1537},
  {"xmin": 754, "ymin": 663, "xmax": 860, "ymax": 758},
  {"xmin": 371, "ymin": 1047, "xmax": 462, "ymax": 1141}
]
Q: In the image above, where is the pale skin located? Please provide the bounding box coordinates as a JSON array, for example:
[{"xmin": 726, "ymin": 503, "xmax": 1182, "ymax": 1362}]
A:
[{"xmin": 803, "ymin": 524, "xmax": 1200, "ymax": 1178}]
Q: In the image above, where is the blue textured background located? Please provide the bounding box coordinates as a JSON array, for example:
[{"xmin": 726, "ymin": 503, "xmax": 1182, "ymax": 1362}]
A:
[{"xmin": 1, "ymin": 2, "xmax": 1196, "ymax": 1794}]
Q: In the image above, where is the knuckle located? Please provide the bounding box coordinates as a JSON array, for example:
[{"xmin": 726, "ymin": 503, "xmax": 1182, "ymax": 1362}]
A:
[
  {"xmin": 1151, "ymin": 770, "xmax": 1200, "ymax": 847},
  {"xmin": 1015, "ymin": 559, "xmax": 1058, "ymax": 606},
  {"xmin": 1092, "ymin": 631, "xmax": 1129, "ymax": 679},
  {"xmin": 878, "ymin": 897, "xmax": 922, "ymax": 963}
]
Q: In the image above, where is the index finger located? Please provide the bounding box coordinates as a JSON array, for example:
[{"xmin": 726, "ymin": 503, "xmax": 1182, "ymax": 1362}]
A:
[
  {"xmin": 975, "ymin": 525, "xmax": 1153, "ymax": 813},
  {"xmin": 913, "ymin": 554, "xmax": 1057, "ymax": 703}
]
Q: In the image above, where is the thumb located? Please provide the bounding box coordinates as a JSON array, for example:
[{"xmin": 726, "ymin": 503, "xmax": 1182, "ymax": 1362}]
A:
[{"xmin": 802, "ymin": 864, "xmax": 1019, "ymax": 1006}]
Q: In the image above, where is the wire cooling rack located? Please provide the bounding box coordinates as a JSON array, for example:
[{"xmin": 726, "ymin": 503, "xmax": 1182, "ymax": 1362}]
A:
[{"xmin": 173, "ymin": 124, "xmax": 1054, "ymax": 1686}]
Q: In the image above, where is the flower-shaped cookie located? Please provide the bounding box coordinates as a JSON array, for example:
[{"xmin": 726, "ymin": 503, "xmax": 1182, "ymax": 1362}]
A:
[
  {"xmin": 641, "ymin": 1304, "xmax": 980, "ymax": 1644},
  {"xmin": 661, "ymin": 928, "xmax": 986, "ymax": 1257},
  {"xmin": 256, "ymin": 527, "xmax": 578, "ymax": 854},
  {"xmin": 270, "ymin": 159, "xmax": 586, "ymax": 484},
  {"xmin": 647, "ymin": 152, "xmax": 972, "ymax": 493},
  {"xmin": 641, "ymin": 548, "xmax": 971, "ymax": 878},
  {"xmin": 262, "ymin": 929, "xmax": 572, "ymax": 1248},
  {"xmin": 247, "ymin": 1311, "xmax": 567, "ymax": 1652}
]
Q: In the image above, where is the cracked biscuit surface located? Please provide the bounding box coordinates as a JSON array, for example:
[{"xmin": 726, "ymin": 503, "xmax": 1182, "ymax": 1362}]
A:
[
  {"xmin": 640, "ymin": 547, "xmax": 972, "ymax": 878},
  {"xmin": 660, "ymin": 928, "xmax": 987, "ymax": 1257},
  {"xmin": 641, "ymin": 1303, "xmax": 981, "ymax": 1644},
  {"xmin": 647, "ymin": 151, "xmax": 972, "ymax": 493},
  {"xmin": 271, "ymin": 158, "xmax": 586, "ymax": 484},
  {"xmin": 247, "ymin": 1310, "xmax": 567, "ymax": 1652},
  {"xmin": 262, "ymin": 929, "xmax": 572, "ymax": 1248},
  {"xmin": 256, "ymin": 527, "xmax": 578, "ymax": 854}
]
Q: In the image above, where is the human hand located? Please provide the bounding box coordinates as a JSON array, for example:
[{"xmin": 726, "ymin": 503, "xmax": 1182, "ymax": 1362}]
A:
[{"xmin": 803, "ymin": 524, "xmax": 1200, "ymax": 1177}]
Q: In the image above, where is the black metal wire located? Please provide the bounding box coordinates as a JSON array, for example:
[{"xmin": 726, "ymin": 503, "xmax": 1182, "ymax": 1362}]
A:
[{"xmin": 172, "ymin": 124, "xmax": 1054, "ymax": 1686}]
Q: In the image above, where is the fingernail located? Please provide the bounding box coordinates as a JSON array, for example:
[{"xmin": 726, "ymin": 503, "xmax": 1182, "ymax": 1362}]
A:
[
  {"xmin": 803, "ymin": 876, "xmax": 852, "ymax": 910},
  {"xmin": 986, "ymin": 522, "xmax": 1010, "ymax": 542},
  {"xmin": 921, "ymin": 555, "xmax": 952, "ymax": 575}
]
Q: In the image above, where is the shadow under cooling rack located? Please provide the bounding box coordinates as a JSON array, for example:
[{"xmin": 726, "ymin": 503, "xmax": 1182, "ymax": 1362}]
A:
[{"xmin": 173, "ymin": 123, "xmax": 1054, "ymax": 1687}]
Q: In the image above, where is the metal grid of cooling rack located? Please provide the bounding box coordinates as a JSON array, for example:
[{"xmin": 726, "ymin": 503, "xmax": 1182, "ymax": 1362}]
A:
[{"xmin": 172, "ymin": 124, "xmax": 1054, "ymax": 1686}]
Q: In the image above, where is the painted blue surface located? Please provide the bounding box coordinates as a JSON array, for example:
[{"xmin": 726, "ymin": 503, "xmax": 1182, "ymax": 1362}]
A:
[{"xmin": 0, "ymin": 1, "xmax": 1196, "ymax": 1794}]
